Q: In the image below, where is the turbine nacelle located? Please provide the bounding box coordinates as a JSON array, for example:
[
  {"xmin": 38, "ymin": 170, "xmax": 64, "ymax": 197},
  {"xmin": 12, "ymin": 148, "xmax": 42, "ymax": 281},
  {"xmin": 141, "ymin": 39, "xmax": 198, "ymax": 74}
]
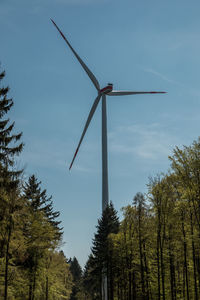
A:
[{"xmin": 100, "ymin": 83, "xmax": 113, "ymax": 95}]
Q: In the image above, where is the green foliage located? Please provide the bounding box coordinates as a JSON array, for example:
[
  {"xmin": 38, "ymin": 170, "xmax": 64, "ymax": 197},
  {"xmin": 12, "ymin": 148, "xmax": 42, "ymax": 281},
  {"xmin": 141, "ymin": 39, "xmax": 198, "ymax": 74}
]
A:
[
  {"xmin": 69, "ymin": 257, "xmax": 82, "ymax": 282},
  {"xmin": 82, "ymin": 138, "xmax": 200, "ymax": 300},
  {"xmin": 69, "ymin": 257, "xmax": 83, "ymax": 300},
  {"xmin": 0, "ymin": 70, "xmax": 23, "ymax": 189}
]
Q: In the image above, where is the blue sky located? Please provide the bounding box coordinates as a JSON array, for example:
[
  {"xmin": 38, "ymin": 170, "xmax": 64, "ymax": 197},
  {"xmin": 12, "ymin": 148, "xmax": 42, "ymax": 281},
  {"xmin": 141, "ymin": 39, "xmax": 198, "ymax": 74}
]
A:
[{"xmin": 1, "ymin": 0, "xmax": 200, "ymax": 267}]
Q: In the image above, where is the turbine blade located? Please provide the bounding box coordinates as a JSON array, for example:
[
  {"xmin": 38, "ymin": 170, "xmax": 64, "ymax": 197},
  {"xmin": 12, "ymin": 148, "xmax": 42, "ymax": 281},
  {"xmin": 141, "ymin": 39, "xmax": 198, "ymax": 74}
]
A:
[
  {"xmin": 69, "ymin": 94, "xmax": 101, "ymax": 170},
  {"xmin": 108, "ymin": 91, "xmax": 167, "ymax": 96},
  {"xmin": 51, "ymin": 19, "xmax": 100, "ymax": 91}
]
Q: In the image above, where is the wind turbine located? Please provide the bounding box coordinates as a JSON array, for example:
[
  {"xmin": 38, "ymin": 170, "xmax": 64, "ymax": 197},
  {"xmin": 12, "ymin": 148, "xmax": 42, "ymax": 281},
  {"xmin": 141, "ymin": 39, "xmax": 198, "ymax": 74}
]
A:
[
  {"xmin": 51, "ymin": 19, "xmax": 166, "ymax": 300},
  {"xmin": 51, "ymin": 19, "xmax": 166, "ymax": 212}
]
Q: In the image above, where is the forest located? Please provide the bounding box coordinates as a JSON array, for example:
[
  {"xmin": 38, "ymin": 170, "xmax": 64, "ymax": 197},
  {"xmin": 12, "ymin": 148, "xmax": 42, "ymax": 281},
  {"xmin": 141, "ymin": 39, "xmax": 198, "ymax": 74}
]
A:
[
  {"xmin": 1, "ymin": 67, "xmax": 200, "ymax": 300},
  {"xmin": 82, "ymin": 143, "xmax": 200, "ymax": 300}
]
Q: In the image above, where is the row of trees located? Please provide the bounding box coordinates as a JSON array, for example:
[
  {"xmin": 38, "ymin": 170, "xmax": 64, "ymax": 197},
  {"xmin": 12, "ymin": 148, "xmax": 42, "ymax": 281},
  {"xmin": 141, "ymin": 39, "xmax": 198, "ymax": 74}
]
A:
[
  {"xmin": 82, "ymin": 139, "xmax": 200, "ymax": 300},
  {"xmin": 0, "ymin": 69, "xmax": 73, "ymax": 299}
]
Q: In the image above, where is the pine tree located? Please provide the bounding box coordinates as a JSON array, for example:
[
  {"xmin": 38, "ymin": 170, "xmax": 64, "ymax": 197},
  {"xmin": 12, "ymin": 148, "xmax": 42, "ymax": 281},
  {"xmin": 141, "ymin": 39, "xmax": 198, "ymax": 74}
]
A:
[
  {"xmin": 69, "ymin": 257, "xmax": 82, "ymax": 282},
  {"xmin": 90, "ymin": 202, "xmax": 119, "ymax": 300},
  {"xmin": 0, "ymin": 69, "xmax": 24, "ymax": 258},
  {"xmin": 83, "ymin": 254, "xmax": 100, "ymax": 300},
  {"xmin": 0, "ymin": 69, "xmax": 23, "ymax": 189},
  {"xmin": 0, "ymin": 69, "xmax": 23, "ymax": 300},
  {"xmin": 23, "ymin": 174, "xmax": 62, "ymax": 239},
  {"xmin": 69, "ymin": 257, "xmax": 83, "ymax": 300},
  {"xmin": 23, "ymin": 175, "xmax": 62, "ymax": 300}
]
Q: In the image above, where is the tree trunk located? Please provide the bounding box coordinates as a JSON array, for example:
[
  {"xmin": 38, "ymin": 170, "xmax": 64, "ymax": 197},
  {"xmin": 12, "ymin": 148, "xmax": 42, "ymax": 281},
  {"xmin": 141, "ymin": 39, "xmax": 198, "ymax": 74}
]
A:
[
  {"xmin": 160, "ymin": 243, "xmax": 165, "ymax": 300},
  {"xmin": 157, "ymin": 232, "xmax": 161, "ymax": 300},
  {"xmin": 132, "ymin": 271, "xmax": 136, "ymax": 300},
  {"xmin": 32, "ymin": 269, "xmax": 36, "ymax": 300},
  {"xmin": 181, "ymin": 211, "xmax": 190, "ymax": 300},
  {"xmin": 29, "ymin": 281, "xmax": 33, "ymax": 300},
  {"xmin": 196, "ymin": 255, "xmax": 200, "ymax": 294},
  {"xmin": 46, "ymin": 275, "xmax": 49, "ymax": 300},
  {"xmin": 4, "ymin": 217, "xmax": 12, "ymax": 300},
  {"xmin": 190, "ymin": 211, "xmax": 198, "ymax": 300},
  {"xmin": 128, "ymin": 271, "xmax": 131, "ymax": 300},
  {"xmin": 143, "ymin": 243, "xmax": 150, "ymax": 300},
  {"xmin": 109, "ymin": 261, "xmax": 114, "ymax": 300},
  {"xmin": 138, "ymin": 215, "xmax": 145, "ymax": 299},
  {"xmin": 168, "ymin": 234, "xmax": 176, "ymax": 300}
]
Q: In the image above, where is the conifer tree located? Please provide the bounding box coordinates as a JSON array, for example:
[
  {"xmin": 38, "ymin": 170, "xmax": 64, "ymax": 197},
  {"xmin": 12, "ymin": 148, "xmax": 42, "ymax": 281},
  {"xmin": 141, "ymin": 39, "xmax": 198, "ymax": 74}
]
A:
[
  {"xmin": 90, "ymin": 202, "xmax": 119, "ymax": 300},
  {"xmin": 23, "ymin": 175, "xmax": 62, "ymax": 300},
  {"xmin": 0, "ymin": 69, "xmax": 24, "ymax": 258},
  {"xmin": 23, "ymin": 174, "xmax": 62, "ymax": 239},
  {"xmin": 69, "ymin": 257, "xmax": 82, "ymax": 300},
  {"xmin": 0, "ymin": 69, "xmax": 23, "ymax": 189},
  {"xmin": 0, "ymin": 69, "xmax": 23, "ymax": 300},
  {"xmin": 83, "ymin": 254, "xmax": 100, "ymax": 300}
]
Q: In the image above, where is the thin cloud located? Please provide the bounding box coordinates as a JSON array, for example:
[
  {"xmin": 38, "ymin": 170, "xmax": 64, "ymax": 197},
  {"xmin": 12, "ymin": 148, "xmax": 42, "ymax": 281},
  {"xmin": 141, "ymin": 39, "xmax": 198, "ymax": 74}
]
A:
[
  {"xmin": 0, "ymin": 0, "xmax": 106, "ymax": 23},
  {"xmin": 143, "ymin": 67, "xmax": 200, "ymax": 97},
  {"xmin": 2, "ymin": 0, "xmax": 106, "ymax": 7},
  {"xmin": 72, "ymin": 164, "xmax": 94, "ymax": 173},
  {"xmin": 18, "ymin": 135, "xmax": 99, "ymax": 173},
  {"xmin": 18, "ymin": 137, "xmax": 69, "ymax": 171},
  {"xmin": 143, "ymin": 68, "xmax": 183, "ymax": 86},
  {"xmin": 109, "ymin": 123, "xmax": 178, "ymax": 160},
  {"xmin": 53, "ymin": 0, "xmax": 106, "ymax": 4}
]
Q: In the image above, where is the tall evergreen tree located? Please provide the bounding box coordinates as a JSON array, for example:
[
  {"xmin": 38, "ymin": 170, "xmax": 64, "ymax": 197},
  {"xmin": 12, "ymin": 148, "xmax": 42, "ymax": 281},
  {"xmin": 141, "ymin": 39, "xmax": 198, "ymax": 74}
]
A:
[
  {"xmin": 69, "ymin": 257, "xmax": 82, "ymax": 282},
  {"xmin": 23, "ymin": 174, "xmax": 62, "ymax": 239},
  {"xmin": 83, "ymin": 254, "xmax": 100, "ymax": 300},
  {"xmin": 90, "ymin": 202, "xmax": 119, "ymax": 300},
  {"xmin": 0, "ymin": 69, "xmax": 23, "ymax": 300},
  {"xmin": 69, "ymin": 257, "xmax": 82, "ymax": 300},
  {"xmin": 23, "ymin": 175, "xmax": 62, "ymax": 300},
  {"xmin": 0, "ymin": 69, "xmax": 24, "ymax": 257},
  {"xmin": 0, "ymin": 69, "xmax": 23, "ymax": 188}
]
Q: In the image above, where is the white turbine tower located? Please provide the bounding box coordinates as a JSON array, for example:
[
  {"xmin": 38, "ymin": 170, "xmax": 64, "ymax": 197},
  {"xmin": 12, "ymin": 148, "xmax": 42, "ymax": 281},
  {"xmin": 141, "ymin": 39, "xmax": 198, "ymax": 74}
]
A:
[{"xmin": 51, "ymin": 19, "xmax": 166, "ymax": 300}]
